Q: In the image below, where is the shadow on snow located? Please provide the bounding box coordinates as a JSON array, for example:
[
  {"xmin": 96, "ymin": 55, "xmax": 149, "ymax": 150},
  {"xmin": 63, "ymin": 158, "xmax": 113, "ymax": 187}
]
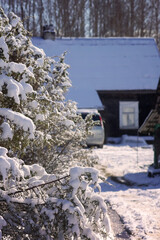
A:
[{"xmin": 99, "ymin": 171, "xmax": 160, "ymax": 193}]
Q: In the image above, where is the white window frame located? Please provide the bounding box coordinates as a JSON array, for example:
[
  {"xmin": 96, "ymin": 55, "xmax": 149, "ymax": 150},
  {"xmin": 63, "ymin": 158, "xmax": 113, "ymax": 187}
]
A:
[{"xmin": 119, "ymin": 101, "xmax": 139, "ymax": 129}]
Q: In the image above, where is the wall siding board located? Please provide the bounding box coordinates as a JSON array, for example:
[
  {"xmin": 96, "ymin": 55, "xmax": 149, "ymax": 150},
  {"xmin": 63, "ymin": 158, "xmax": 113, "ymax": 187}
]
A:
[{"xmin": 97, "ymin": 90, "xmax": 156, "ymax": 138}]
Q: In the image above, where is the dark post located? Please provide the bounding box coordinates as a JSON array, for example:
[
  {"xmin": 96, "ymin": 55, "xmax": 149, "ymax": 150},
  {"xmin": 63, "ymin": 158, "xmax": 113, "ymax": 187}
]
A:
[{"xmin": 154, "ymin": 124, "xmax": 160, "ymax": 168}]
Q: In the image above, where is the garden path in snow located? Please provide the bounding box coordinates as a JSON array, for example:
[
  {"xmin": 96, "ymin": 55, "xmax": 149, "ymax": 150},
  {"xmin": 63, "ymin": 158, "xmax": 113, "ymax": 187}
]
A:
[{"xmin": 93, "ymin": 143, "xmax": 160, "ymax": 240}]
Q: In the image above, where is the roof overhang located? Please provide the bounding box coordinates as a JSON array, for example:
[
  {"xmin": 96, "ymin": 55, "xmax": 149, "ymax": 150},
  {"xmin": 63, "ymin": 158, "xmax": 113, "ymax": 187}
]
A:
[
  {"xmin": 138, "ymin": 109, "xmax": 160, "ymax": 134},
  {"xmin": 97, "ymin": 89, "xmax": 156, "ymax": 95}
]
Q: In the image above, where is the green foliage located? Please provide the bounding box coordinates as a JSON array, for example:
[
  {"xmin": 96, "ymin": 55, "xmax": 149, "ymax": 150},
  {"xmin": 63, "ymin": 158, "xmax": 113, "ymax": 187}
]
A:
[
  {"xmin": 0, "ymin": 150, "xmax": 110, "ymax": 240},
  {"xmin": 0, "ymin": 7, "xmax": 95, "ymax": 173},
  {"xmin": 0, "ymin": 9, "xmax": 110, "ymax": 240}
]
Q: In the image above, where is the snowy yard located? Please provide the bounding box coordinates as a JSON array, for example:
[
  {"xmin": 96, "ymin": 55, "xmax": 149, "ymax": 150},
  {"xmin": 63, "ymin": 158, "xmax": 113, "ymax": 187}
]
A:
[{"xmin": 93, "ymin": 138, "xmax": 160, "ymax": 240}]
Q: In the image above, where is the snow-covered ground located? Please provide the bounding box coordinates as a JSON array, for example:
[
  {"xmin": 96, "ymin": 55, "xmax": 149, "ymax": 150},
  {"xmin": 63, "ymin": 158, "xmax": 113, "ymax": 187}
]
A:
[{"xmin": 93, "ymin": 136, "xmax": 160, "ymax": 240}]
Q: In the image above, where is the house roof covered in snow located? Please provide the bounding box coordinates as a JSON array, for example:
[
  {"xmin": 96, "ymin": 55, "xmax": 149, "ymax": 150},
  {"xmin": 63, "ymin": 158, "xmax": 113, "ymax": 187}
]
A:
[{"xmin": 32, "ymin": 37, "xmax": 160, "ymax": 108}]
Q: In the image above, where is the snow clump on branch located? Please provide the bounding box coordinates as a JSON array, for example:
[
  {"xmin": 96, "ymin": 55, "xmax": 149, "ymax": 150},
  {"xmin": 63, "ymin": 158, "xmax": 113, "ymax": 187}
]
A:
[
  {"xmin": 0, "ymin": 7, "xmax": 112, "ymax": 239},
  {"xmin": 0, "ymin": 147, "xmax": 113, "ymax": 239}
]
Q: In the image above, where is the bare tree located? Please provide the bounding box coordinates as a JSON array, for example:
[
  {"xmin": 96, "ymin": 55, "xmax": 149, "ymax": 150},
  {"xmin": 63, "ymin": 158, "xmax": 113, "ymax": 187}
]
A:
[
  {"xmin": 38, "ymin": 0, "xmax": 44, "ymax": 36},
  {"xmin": 124, "ymin": 0, "xmax": 136, "ymax": 36},
  {"xmin": 145, "ymin": 0, "xmax": 160, "ymax": 45},
  {"xmin": 53, "ymin": 0, "xmax": 86, "ymax": 37},
  {"xmin": 134, "ymin": 0, "xmax": 149, "ymax": 36},
  {"xmin": 1, "ymin": 0, "xmax": 160, "ymax": 45}
]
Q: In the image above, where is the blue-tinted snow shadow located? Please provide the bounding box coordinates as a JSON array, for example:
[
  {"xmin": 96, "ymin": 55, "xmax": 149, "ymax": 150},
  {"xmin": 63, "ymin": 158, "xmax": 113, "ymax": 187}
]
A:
[
  {"xmin": 99, "ymin": 178, "xmax": 128, "ymax": 193},
  {"xmin": 99, "ymin": 172, "xmax": 160, "ymax": 193}
]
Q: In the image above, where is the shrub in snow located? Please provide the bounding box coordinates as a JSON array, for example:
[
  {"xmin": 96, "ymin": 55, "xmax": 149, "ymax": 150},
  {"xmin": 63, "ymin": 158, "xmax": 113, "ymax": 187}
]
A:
[
  {"xmin": 0, "ymin": 7, "xmax": 94, "ymax": 173},
  {"xmin": 0, "ymin": 8, "xmax": 36, "ymax": 155},
  {"xmin": 0, "ymin": 147, "xmax": 111, "ymax": 239},
  {"xmin": 0, "ymin": 8, "xmax": 111, "ymax": 240}
]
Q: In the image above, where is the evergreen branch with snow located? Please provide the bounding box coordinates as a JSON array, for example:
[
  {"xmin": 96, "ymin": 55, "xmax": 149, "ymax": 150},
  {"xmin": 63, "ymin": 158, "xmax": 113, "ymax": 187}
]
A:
[
  {"xmin": 8, "ymin": 175, "xmax": 70, "ymax": 196},
  {"xmin": 0, "ymin": 8, "xmax": 111, "ymax": 240},
  {"xmin": 0, "ymin": 146, "xmax": 111, "ymax": 240}
]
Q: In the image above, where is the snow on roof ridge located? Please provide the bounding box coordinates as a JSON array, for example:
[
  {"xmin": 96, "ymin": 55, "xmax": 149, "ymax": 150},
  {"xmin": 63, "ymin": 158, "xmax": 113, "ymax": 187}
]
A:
[
  {"xmin": 55, "ymin": 36, "xmax": 155, "ymax": 40},
  {"xmin": 54, "ymin": 37, "xmax": 156, "ymax": 43}
]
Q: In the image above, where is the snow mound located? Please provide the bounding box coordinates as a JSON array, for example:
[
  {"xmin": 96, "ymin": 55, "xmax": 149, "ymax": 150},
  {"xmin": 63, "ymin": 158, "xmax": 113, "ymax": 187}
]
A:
[{"xmin": 120, "ymin": 135, "xmax": 149, "ymax": 147}]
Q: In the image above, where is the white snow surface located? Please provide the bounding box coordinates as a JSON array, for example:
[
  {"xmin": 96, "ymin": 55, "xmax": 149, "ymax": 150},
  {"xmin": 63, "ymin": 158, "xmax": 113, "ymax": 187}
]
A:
[
  {"xmin": 32, "ymin": 37, "xmax": 160, "ymax": 108},
  {"xmin": 10, "ymin": 14, "xmax": 20, "ymax": 27},
  {"xmin": 0, "ymin": 108, "xmax": 35, "ymax": 138},
  {"xmin": 0, "ymin": 122, "xmax": 13, "ymax": 139},
  {"xmin": 93, "ymin": 136, "xmax": 160, "ymax": 240},
  {"xmin": 0, "ymin": 216, "xmax": 6, "ymax": 239},
  {"xmin": 0, "ymin": 37, "xmax": 9, "ymax": 60},
  {"xmin": 0, "ymin": 74, "xmax": 33, "ymax": 104},
  {"xmin": 0, "ymin": 146, "xmax": 113, "ymax": 240}
]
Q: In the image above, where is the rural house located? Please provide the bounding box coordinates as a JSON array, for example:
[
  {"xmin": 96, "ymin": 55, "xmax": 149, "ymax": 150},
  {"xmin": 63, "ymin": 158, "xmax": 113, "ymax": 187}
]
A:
[
  {"xmin": 98, "ymin": 89, "xmax": 156, "ymax": 138},
  {"xmin": 32, "ymin": 37, "xmax": 160, "ymax": 139}
]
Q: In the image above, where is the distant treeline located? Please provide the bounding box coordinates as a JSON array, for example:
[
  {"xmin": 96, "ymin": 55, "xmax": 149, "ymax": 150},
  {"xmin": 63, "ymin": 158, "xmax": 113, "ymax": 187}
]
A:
[{"xmin": 1, "ymin": 0, "xmax": 160, "ymax": 43}]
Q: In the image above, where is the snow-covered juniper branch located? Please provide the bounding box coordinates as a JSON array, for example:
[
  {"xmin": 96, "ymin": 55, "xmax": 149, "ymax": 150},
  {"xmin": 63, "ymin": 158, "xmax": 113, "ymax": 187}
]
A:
[
  {"xmin": 8, "ymin": 175, "xmax": 69, "ymax": 196},
  {"xmin": 0, "ymin": 8, "xmax": 111, "ymax": 239}
]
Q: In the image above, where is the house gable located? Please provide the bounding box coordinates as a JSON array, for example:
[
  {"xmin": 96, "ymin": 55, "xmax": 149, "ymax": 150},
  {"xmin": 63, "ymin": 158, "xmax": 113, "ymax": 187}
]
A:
[
  {"xmin": 33, "ymin": 37, "xmax": 160, "ymax": 137},
  {"xmin": 32, "ymin": 37, "xmax": 160, "ymax": 108}
]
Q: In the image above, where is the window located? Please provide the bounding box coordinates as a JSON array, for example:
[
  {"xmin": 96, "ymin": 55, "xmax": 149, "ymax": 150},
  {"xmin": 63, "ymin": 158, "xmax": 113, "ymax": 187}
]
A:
[{"xmin": 119, "ymin": 101, "xmax": 139, "ymax": 129}]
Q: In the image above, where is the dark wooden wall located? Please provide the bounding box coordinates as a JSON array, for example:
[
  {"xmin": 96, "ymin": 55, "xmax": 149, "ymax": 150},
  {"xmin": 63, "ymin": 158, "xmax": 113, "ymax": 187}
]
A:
[{"xmin": 98, "ymin": 90, "xmax": 156, "ymax": 139}]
